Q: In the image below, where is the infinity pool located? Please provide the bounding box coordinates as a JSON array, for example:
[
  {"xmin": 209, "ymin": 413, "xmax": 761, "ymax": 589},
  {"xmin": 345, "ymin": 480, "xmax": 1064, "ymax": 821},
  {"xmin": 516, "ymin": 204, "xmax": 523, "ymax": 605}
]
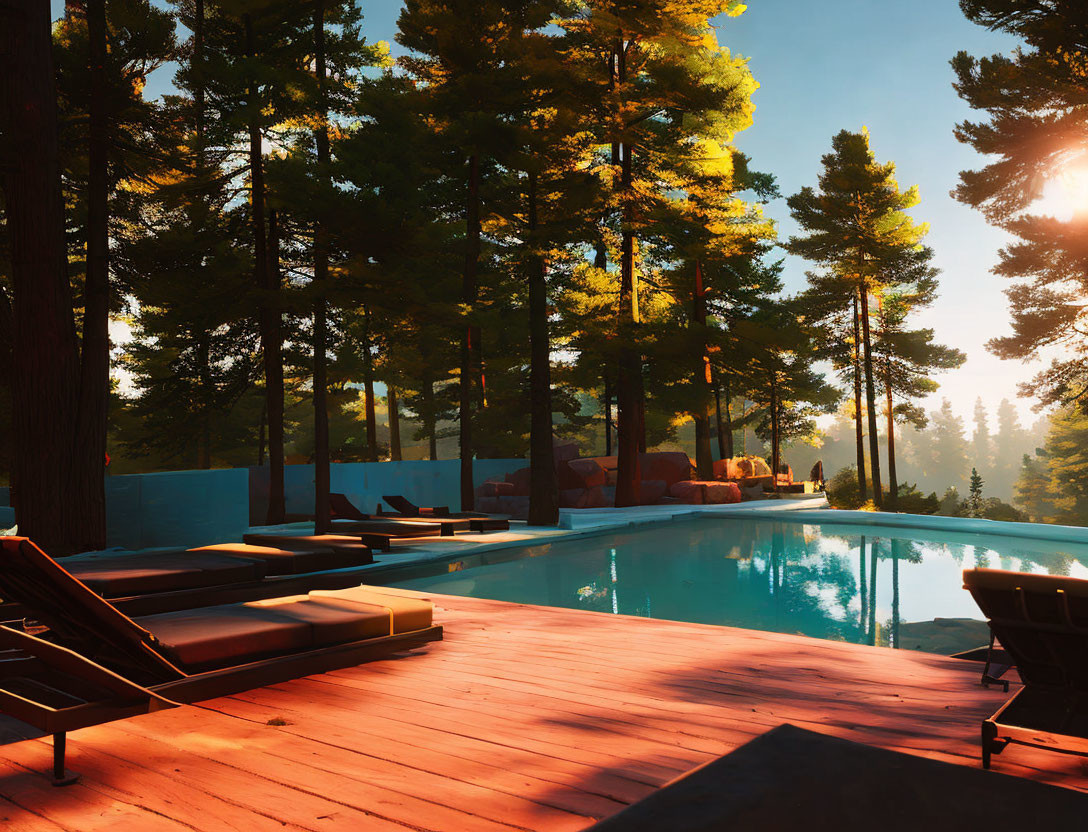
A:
[{"xmin": 391, "ymin": 515, "xmax": 1088, "ymax": 653}]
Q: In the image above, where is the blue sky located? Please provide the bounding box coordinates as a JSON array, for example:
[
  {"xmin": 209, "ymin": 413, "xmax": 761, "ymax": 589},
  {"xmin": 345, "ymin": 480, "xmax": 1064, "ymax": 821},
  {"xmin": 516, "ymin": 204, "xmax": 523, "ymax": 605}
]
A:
[
  {"xmin": 57, "ymin": 0, "xmax": 1033, "ymax": 428},
  {"xmin": 721, "ymin": 0, "xmax": 1027, "ymax": 428}
]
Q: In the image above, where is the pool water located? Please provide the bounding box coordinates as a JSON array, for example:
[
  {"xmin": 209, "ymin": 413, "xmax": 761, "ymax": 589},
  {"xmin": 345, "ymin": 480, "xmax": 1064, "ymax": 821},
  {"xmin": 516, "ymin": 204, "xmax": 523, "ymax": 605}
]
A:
[{"xmin": 392, "ymin": 516, "xmax": 1088, "ymax": 653}]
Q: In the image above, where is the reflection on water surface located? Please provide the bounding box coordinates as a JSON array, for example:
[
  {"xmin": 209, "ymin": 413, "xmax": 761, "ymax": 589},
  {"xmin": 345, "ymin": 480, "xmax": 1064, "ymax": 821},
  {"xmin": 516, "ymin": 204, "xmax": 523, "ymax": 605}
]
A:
[{"xmin": 394, "ymin": 518, "xmax": 1088, "ymax": 654}]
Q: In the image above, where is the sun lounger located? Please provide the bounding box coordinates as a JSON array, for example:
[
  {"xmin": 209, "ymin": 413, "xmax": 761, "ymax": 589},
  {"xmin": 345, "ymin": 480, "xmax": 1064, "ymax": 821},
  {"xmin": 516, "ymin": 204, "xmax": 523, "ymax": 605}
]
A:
[
  {"xmin": 0, "ymin": 542, "xmax": 375, "ymax": 623},
  {"xmin": 376, "ymin": 495, "xmax": 510, "ymax": 531},
  {"xmin": 379, "ymin": 494, "xmax": 511, "ymax": 529},
  {"xmin": 585, "ymin": 724, "xmax": 1088, "ymax": 830},
  {"xmin": 327, "ymin": 494, "xmax": 471, "ymax": 533},
  {"xmin": 0, "ymin": 536, "xmax": 440, "ymax": 783},
  {"xmin": 963, "ymin": 567, "xmax": 1088, "ymax": 769}
]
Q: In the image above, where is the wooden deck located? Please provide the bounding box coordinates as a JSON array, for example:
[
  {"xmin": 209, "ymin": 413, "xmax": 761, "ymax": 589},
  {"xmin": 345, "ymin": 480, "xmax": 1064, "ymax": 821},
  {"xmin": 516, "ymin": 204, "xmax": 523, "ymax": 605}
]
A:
[{"xmin": 1, "ymin": 592, "xmax": 1084, "ymax": 830}]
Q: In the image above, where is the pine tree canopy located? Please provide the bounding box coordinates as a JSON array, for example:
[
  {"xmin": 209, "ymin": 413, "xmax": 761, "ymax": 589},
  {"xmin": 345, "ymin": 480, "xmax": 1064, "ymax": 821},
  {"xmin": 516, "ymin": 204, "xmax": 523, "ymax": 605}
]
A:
[{"xmin": 954, "ymin": 1, "xmax": 1088, "ymax": 409}]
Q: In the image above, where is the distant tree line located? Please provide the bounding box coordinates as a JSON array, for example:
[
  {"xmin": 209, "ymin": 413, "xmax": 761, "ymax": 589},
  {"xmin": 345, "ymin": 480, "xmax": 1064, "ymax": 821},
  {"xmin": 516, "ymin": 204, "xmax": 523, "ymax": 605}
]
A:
[{"xmin": 6, "ymin": 0, "xmax": 1030, "ymax": 553}]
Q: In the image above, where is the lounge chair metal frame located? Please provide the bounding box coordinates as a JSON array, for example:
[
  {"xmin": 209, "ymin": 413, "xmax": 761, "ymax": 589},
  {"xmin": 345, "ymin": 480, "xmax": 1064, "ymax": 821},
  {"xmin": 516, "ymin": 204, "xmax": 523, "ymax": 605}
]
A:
[
  {"xmin": 964, "ymin": 567, "xmax": 1088, "ymax": 769},
  {"xmin": 0, "ymin": 537, "xmax": 442, "ymax": 783}
]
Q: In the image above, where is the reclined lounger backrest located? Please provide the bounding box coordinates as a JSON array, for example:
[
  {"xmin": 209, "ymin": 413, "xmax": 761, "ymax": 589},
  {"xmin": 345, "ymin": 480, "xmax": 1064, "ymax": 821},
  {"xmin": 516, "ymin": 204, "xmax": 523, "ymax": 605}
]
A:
[
  {"xmin": 963, "ymin": 568, "xmax": 1088, "ymax": 692},
  {"xmin": 381, "ymin": 495, "xmax": 421, "ymax": 516},
  {"xmin": 0, "ymin": 538, "xmax": 186, "ymax": 683},
  {"xmin": 329, "ymin": 493, "xmax": 368, "ymax": 521}
]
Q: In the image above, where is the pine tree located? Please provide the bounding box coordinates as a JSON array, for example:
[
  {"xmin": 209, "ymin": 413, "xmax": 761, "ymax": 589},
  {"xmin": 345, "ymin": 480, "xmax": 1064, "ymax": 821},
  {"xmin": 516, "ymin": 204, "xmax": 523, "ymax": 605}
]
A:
[
  {"xmin": 397, "ymin": 0, "xmax": 539, "ymax": 510},
  {"xmin": 967, "ymin": 467, "xmax": 984, "ymax": 518},
  {"xmin": 923, "ymin": 399, "xmax": 972, "ymax": 495},
  {"xmin": 788, "ymin": 129, "xmax": 930, "ymax": 509},
  {"xmin": 1014, "ymin": 453, "xmax": 1062, "ymax": 523},
  {"xmin": 564, "ymin": 0, "xmax": 756, "ymax": 505},
  {"xmin": 954, "ymin": 2, "xmax": 1088, "ymax": 410},
  {"xmin": 991, "ymin": 398, "xmax": 1027, "ymax": 500},
  {"xmin": 656, "ymin": 147, "xmax": 777, "ymax": 480},
  {"xmin": 872, "ymin": 261, "xmax": 964, "ymax": 509},
  {"xmin": 971, "ymin": 397, "xmax": 993, "ymax": 480}
]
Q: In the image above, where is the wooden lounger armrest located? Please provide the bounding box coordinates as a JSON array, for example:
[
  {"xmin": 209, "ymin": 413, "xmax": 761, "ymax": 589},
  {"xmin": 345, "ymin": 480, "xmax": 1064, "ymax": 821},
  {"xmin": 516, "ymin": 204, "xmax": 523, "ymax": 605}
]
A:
[{"xmin": 0, "ymin": 626, "xmax": 177, "ymax": 705}]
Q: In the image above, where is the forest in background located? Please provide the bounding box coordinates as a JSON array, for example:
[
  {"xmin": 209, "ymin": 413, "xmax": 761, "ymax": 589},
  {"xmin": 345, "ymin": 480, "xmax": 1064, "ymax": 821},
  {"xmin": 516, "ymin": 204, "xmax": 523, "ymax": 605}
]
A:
[{"xmin": 3, "ymin": 0, "xmax": 1088, "ymax": 552}]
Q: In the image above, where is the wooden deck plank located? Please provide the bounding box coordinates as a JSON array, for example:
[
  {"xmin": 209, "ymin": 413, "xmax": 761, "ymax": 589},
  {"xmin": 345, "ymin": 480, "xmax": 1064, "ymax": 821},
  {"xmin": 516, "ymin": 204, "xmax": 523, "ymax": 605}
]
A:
[{"xmin": 1, "ymin": 592, "xmax": 1085, "ymax": 831}]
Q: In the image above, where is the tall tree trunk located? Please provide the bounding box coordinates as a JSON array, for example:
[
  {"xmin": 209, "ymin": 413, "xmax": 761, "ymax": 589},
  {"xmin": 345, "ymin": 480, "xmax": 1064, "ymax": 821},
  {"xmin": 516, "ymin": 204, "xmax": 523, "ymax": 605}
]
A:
[
  {"xmin": 75, "ymin": 0, "xmax": 110, "ymax": 549},
  {"xmin": 247, "ymin": 14, "xmax": 284, "ymax": 525},
  {"xmin": 859, "ymin": 285, "xmax": 883, "ymax": 508},
  {"xmin": 770, "ymin": 373, "xmax": 780, "ymax": 495},
  {"xmin": 527, "ymin": 170, "xmax": 558, "ymax": 526},
  {"xmin": 0, "ymin": 0, "xmax": 94, "ymax": 553},
  {"xmin": 718, "ymin": 386, "xmax": 734, "ymax": 460},
  {"xmin": 257, "ymin": 402, "xmax": 266, "ymax": 466},
  {"xmin": 852, "ymin": 291, "xmax": 867, "ymax": 500},
  {"xmin": 387, "ymin": 385, "xmax": 402, "ymax": 461},
  {"xmin": 603, "ymin": 373, "xmax": 613, "ymax": 457},
  {"xmin": 885, "ymin": 353, "xmax": 898, "ymax": 511},
  {"xmin": 362, "ymin": 307, "xmax": 377, "ymax": 462},
  {"xmin": 595, "ymin": 241, "xmax": 613, "ymax": 458},
  {"xmin": 614, "ymin": 36, "xmax": 642, "ymax": 507},
  {"xmin": 691, "ymin": 260, "xmax": 712, "ymax": 479},
  {"xmin": 422, "ymin": 370, "xmax": 437, "ymax": 460},
  {"xmin": 196, "ymin": 333, "xmax": 212, "ymax": 469},
  {"xmin": 311, "ymin": 1, "xmax": 331, "ymax": 534},
  {"xmin": 459, "ymin": 154, "xmax": 481, "ymax": 510}
]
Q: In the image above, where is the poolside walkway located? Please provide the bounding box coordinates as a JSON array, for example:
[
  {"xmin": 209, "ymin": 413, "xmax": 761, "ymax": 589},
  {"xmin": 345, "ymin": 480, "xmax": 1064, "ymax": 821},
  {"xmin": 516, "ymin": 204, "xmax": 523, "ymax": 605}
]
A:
[
  {"xmin": 258, "ymin": 494, "xmax": 831, "ymax": 580},
  {"xmin": 1, "ymin": 592, "xmax": 1083, "ymax": 830}
]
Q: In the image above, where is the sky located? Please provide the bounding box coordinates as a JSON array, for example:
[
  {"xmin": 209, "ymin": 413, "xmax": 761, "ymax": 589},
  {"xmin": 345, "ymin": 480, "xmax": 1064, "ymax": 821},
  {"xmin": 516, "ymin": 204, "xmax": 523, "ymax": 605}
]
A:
[{"xmin": 56, "ymin": 0, "xmax": 1040, "ymax": 428}]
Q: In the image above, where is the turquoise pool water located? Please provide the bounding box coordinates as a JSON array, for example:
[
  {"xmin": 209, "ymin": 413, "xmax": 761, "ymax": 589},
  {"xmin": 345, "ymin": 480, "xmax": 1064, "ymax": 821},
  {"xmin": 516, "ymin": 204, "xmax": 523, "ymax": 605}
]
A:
[{"xmin": 391, "ymin": 516, "xmax": 1088, "ymax": 652}]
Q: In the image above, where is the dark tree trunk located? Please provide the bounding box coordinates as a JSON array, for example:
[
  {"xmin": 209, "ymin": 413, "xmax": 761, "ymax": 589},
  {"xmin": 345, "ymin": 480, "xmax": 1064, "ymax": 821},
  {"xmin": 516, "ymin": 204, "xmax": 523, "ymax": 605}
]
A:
[
  {"xmin": 196, "ymin": 333, "xmax": 212, "ymax": 469},
  {"xmin": 716, "ymin": 385, "xmax": 734, "ymax": 460},
  {"xmin": 691, "ymin": 260, "xmax": 712, "ymax": 479},
  {"xmin": 247, "ymin": 14, "xmax": 284, "ymax": 525},
  {"xmin": 76, "ymin": 0, "xmax": 110, "ymax": 549},
  {"xmin": 421, "ymin": 371, "xmax": 437, "ymax": 460},
  {"xmin": 614, "ymin": 37, "xmax": 642, "ymax": 507},
  {"xmin": 459, "ymin": 154, "xmax": 481, "ymax": 510},
  {"xmin": 193, "ymin": 0, "xmax": 204, "ymax": 165},
  {"xmin": 770, "ymin": 374, "xmax": 780, "ymax": 495},
  {"xmin": 603, "ymin": 374, "xmax": 613, "ymax": 457},
  {"xmin": 859, "ymin": 286, "xmax": 883, "ymax": 508},
  {"xmin": 885, "ymin": 354, "xmax": 898, "ymax": 511},
  {"xmin": 637, "ymin": 383, "xmax": 647, "ymax": 454},
  {"xmin": 311, "ymin": 0, "xmax": 331, "ymax": 534},
  {"xmin": 362, "ymin": 307, "xmax": 377, "ymax": 462},
  {"xmin": 595, "ymin": 241, "xmax": 613, "ymax": 458},
  {"xmin": 526, "ymin": 170, "xmax": 558, "ymax": 526},
  {"xmin": 0, "ymin": 285, "xmax": 13, "ymax": 485},
  {"xmin": 263, "ymin": 202, "xmax": 285, "ymax": 524},
  {"xmin": 387, "ymin": 385, "xmax": 402, "ymax": 461},
  {"xmin": 0, "ymin": 0, "xmax": 92, "ymax": 553},
  {"xmin": 852, "ymin": 291, "xmax": 867, "ymax": 500},
  {"xmin": 257, "ymin": 403, "xmax": 266, "ymax": 467}
]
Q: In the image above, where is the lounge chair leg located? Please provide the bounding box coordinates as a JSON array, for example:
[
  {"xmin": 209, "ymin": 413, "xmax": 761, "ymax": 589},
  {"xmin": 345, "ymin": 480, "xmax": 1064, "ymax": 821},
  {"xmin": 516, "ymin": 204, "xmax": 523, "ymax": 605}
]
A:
[
  {"xmin": 51, "ymin": 732, "xmax": 79, "ymax": 786},
  {"xmin": 980, "ymin": 722, "xmax": 1008, "ymax": 771}
]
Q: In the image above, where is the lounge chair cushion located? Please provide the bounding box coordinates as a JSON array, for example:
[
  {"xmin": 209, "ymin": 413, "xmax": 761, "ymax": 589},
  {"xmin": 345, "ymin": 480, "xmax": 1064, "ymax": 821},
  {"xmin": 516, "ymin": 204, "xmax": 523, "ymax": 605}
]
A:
[
  {"xmin": 138, "ymin": 596, "xmax": 391, "ymax": 672},
  {"xmin": 65, "ymin": 552, "xmax": 267, "ymax": 596},
  {"xmin": 188, "ymin": 543, "xmax": 368, "ymax": 575},
  {"xmin": 243, "ymin": 533, "xmax": 378, "ymax": 553},
  {"xmin": 312, "ymin": 586, "xmax": 434, "ymax": 633}
]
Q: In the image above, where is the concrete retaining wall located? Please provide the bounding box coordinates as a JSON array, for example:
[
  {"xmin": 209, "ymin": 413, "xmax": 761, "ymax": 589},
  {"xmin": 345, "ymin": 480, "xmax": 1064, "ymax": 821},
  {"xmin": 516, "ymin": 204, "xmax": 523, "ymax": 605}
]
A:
[
  {"xmin": 249, "ymin": 459, "xmax": 522, "ymax": 523},
  {"xmin": 96, "ymin": 459, "xmax": 525, "ymax": 550}
]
